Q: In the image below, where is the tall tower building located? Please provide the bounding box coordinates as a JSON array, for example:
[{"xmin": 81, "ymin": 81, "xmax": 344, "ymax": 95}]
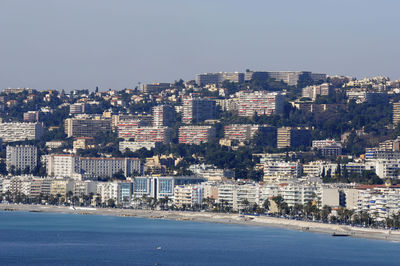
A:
[
  {"xmin": 393, "ymin": 102, "xmax": 400, "ymax": 125},
  {"xmin": 153, "ymin": 105, "xmax": 176, "ymax": 127},
  {"xmin": 277, "ymin": 127, "xmax": 311, "ymax": 149},
  {"xmin": 182, "ymin": 97, "xmax": 216, "ymax": 124},
  {"xmin": 6, "ymin": 145, "xmax": 38, "ymax": 172}
]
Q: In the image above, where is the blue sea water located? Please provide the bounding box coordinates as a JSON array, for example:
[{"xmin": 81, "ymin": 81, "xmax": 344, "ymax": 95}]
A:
[{"xmin": 0, "ymin": 211, "xmax": 399, "ymax": 265}]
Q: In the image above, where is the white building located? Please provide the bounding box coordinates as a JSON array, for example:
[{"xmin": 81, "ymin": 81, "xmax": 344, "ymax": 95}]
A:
[
  {"xmin": 263, "ymin": 161, "xmax": 302, "ymax": 182},
  {"xmin": 0, "ymin": 122, "xmax": 44, "ymax": 142},
  {"xmin": 119, "ymin": 141, "xmax": 159, "ymax": 153},
  {"xmin": 173, "ymin": 184, "xmax": 203, "ymax": 208},
  {"xmin": 236, "ymin": 91, "xmax": 284, "ymax": 117},
  {"xmin": 6, "ymin": 145, "xmax": 38, "ymax": 172}
]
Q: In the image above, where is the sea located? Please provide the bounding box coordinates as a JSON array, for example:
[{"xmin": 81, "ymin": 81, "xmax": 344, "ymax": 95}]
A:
[{"xmin": 0, "ymin": 211, "xmax": 399, "ymax": 265}]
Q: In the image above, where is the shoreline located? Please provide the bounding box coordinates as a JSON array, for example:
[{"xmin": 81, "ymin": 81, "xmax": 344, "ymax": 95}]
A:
[{"xmin": 1, "ymin": 203, "xmax": 400, "ymax": 243}]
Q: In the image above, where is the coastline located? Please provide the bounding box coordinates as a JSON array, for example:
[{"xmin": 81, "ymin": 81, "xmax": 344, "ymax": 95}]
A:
[{"xmin": 1, "ymin": 203, "xmax": 400, "ymax": 243}]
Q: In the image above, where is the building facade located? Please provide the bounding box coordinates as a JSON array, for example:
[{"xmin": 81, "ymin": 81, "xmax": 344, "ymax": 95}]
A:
[
  {"xmin": 182, "ymin": 97, "xmax": 216, "ymax": 124},
  {"xmin": 236, "ymin": 91, "xmax": 284, "ymax": 117},
  {"xmin": 0, "ymin": 122, "xmax": 44, "ymax": 142},
  {"xmin": 179, "ymin": 126, "xmax": 216, "ymax": 145},
  {"xmin": 6, "ymin": 145, "xmax": 38, "ymax": 172}
]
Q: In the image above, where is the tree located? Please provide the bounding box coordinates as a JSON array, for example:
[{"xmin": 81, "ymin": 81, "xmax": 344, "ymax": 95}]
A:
[
  {"xmin": 241, "ymin": 199, "xmax": 250, "ymax": 213},
  {"xmin": 112, "ymin": 169, "xmax": 126, "ymax": 180},
  {"xmin": 0, "ymin": 161, "xmax": 7, "ymax": 175},
  {"xmin": 263, "ymin": 199, "xmax": 270, "ymax": 212},
  {"xmin": 320, "ymin": 205, "xmax": 332, "ymax": 221},
  {"xmin": 107, "ymin": 198, "xmax": 116, "ymax": 208}
]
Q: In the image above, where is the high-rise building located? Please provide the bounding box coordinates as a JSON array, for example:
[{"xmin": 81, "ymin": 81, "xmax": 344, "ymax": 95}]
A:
[
  {"xmin": 132, "ymin": 176, "xmax": 204, "ymax": 200},
  {"xmin": 277, "ymin": 127, "xmax": 311, "ymax": 149},
  {"xmin": 112, "ymin": 114, "xmax": 152, "ymax": 131},
  {"xmin": 45, "ymin": 154, "xmax": 143, "ymax": 180},
  {"xmin": 117, "ymin": 119, "xmax": 147, "ymax": 139},
  {"xmin": 6, "ymin": 145, "xmax": 38, "ymax": 172},
  {"xmin": 196, "ymin": 72, "xmax": 244, "ymax": 86},
  {"xmin": 312, "ymin": 139, "xmax": 342, "ymax": 157},
  {"xmin": 140, "ymin": 83, "xmax": 171, "ymax": 93},
  {"xmin": 119, "ymin": 141, "xmax": 161, "ymax": 153},
  {"xmin": 224, "ymin": 124, "xmax": 276, "ymax": 142},
  {"xmin": 182, "ymin": 97, "xmax": 216, "ymax": 124},
  {"xmin": 65, "ymin": 117, "xmax": 111, "ymax": 138},
  {"xmin": 263, "ymin": 161, "xmax": 302, "ymax": 182},
  {"xmin": 23, "ymin": 111, "xmax": 40, "ymax": 122},
  {"xmin": 79, "ymin": 157, "xmax": 143, "ymax": 179},
  {"xmin": 302, "ymin": 83, "xmax": 331, "ymax": 100},
  {"xmin": 134, "ymin": 127, "xmax": 173, "ymax": 144},
  {"xmin": 153, "ymin": 105, "xmax": 176, "ymax": 127},
  {"xmin": 244, "ymin": 71, "xmax": 269, "ymax": 82},
  {"xmin": 267, "ymin": 71, "xmax": 326, "ymax": 86},
  {"xmin": 393, "ymin": 101, "xmax": 400, "ymax": 125},
  {"xmin": 179, "ymin": 126, "xmax": 216, "ymax": 145},
  {"xmin": 0, "ymin": 122, "xmax": 44, "ymax": 142},
  {"xmin": 245, "ymin": 71, "xmax": 326, "ymax": 86},
  {"xmin": 237, "ymin": 91, "xmax": 284, "ymax": 117},
  {"xmin": 69, "ymin": 103, "xmax": 86, "ymax": 114}
]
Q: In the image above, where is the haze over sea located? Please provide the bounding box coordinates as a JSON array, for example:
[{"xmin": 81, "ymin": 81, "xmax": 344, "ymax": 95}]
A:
[{"xmin": 0, "ymin": 211, "xmax": 399, "ymax": 265}]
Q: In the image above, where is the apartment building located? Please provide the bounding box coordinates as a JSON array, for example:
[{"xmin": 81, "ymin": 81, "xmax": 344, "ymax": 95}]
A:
[
  {"xmin": 280, "ymin": 183, "xmax": 319, "ymax": 207},
  {"xmin": 72, "ymin": 180, "xmax": 98, "ymax": 197},
  {"xmin": 263, "ymin": 161, "xmax": 302, "ymax": 182},
  {"xmin": 131, "ymin": 176, "xmax": 204, "ymax": 200},
  {"xmin": 189, "ymin": 164, "xmax": 235, "ymax": 181},
  {"xmin": 117, "ymin": 119, "xmax": 147, "ymax": 139},
  {"xmin": 97, "ymin": 182, "xmax": 119, "ymax": 204},
  {"xmin": 312, "ymin": 139, "xmax": 342, "ymax": 157},
  {"xmin": 224, "ymin": 124, "xmax": 276, "ymax": 143},
  {"xmin": 30, "ymin": 178, "xmax": 52, "ymax": 198},
  {"xmin": 119, "ymin": 141, "xmax": 160, "ymax": 153},
  {"xmin": 1, "ymin": 176, "xmax": 32, "ymax": 195},
  {"xmin": 302, "ymin": 83, "xmax": 331, "ymax": 100},
  {"xmin": 45, "ymin": 154, "xmax": 143, "ymax": 180},
  {"xmin": 50, "ymin": 179, "xmax": 74, "ymax": 196},
  {"xmin": 79, "ymin": 157, "xmax": 143, "ymax": 179},
  {"xmin": 69, "ymin": 103, "xmax": 86, "ymax": 114},
  {"xmin": 179, "ymin": 126, "xmax": 216, "ymax": 145},
  {"xmin": 134, "ymin": 127, "xmax": 173, "ymax": 144},
  {"xmin": 23, "ymin": 111, "xmax": 40, "ymax": 122},
  {"xmin": 182, "ymin": 97, "xmax": 216, "ymax": 124},
  {"xmin": 45, "ymin": 154, "xmax": 81, "ymax": 178},
  {"xmin": 152, "ymin": 105, "xmax": 175, "ymax": 127},
  {"xmin": 267, "ymin": 71, "xmax": 326, "ymax": 86},
  {"xmin": 393, "ymin": 101, "xmax": 400, "ymax": 125},
  {"xmin": 0, "ymin": 122, "xmax": 44, "ymax": 142},
  {"xmin": 140, "ymin": 83, "xmax": 171, "ymax": 93},
  {"xmin": 73, "ymin": 137, "xmax": 95, "ymax": 150},
  {"xmin": 6, "ymin": 145, "xmax": 37, "ymax": 172},
  {"xmin": 356, "ymin": 186, "xmax": 400, "ymax": 221},
  {"xmin": 236, "ymin": 91, "xmax": 284, "ymax": 117},
  {"xmin": 65, "ymin": 117, "xmax": 111, "ymax": 138},
  {"xmin": 365, "ymin": 149, "xmax": 400, "ymax": 160},
  {"xmin": 173, "ymin": 184, "xmax": 203, "ymax": 208},
  {"xmin": 196, "ymin": 72, "xmax": 244, "ymax": 86},
  {"xmin": 277, "ymin": 127, "xmax": 311, "ymax": 149}
]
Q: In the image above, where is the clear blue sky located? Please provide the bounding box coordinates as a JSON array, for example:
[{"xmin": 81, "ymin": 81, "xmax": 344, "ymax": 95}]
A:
[{"xmin": 0, "ymin": 0, "xmax": 399, "ymax": 90}]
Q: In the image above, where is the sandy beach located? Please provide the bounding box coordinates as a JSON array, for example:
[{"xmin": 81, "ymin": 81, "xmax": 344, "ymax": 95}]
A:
[{"xmin": 1, "ymin": 203, "xmax": 400, "ymax": 243}]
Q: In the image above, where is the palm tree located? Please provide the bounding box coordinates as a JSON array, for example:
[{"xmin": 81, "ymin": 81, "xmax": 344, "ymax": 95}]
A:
[
  {"xmin": 272, "ymin": 196, "xmax": 285, "ymax": 214},
  {"xmin": 320, "ymin": 205, "xmax": 331, "ymax": 221},
  {"xmin": 241, "ymin": 199, "xmax": 250, "ymax": 213},
  {"xmin": 263, "ymin": 199, "xmax": 270, "ymax": 213},
  {"xmin": 66, "ymin": 191, "xmax": 73, "ymax": 204}
]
